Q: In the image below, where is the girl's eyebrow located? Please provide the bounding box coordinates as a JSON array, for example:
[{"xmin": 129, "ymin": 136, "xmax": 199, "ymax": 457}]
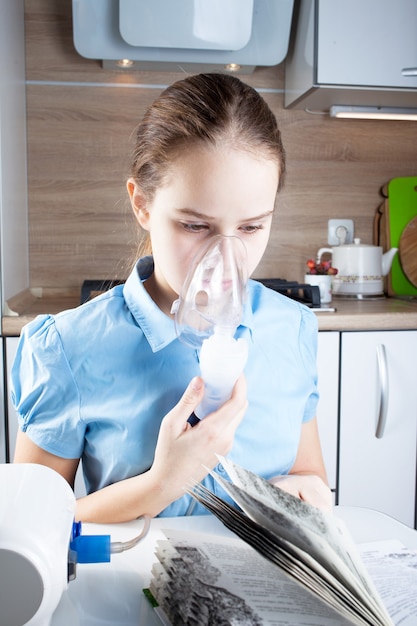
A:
[
  {"xmin": 176, "ymin": 208, "xmax": 274, "ymax": 222},
  {"xmin": 239, "ymin": 210, "xmax": 274, "ymax": 223},
  {"xmin": 176, "ymin": 208, "xmax": 215, "ymax": 220}
]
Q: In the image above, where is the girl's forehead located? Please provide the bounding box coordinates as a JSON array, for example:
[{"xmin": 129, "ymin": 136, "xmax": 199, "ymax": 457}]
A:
[
  {"xmin": 151, "ymin": 146, "xmax": 279, "ymax": 221},
  {"xmin": 168, "ymin": 142, "xmax": 278, "ymax": 175}
]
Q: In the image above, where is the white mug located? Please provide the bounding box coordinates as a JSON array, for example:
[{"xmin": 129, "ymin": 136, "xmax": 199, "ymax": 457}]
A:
[{"xmin": 304, "ymin": 274, "xmax": 332, "ymax": 305}]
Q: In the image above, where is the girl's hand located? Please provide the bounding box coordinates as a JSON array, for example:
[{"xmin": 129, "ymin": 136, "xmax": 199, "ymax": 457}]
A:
[
  {"xmin": 148, "ymin": 375, "xmax": 247, "ymax": 512},
  {"xmin": 269, "ymin": 474, "xmax": 333, "ymax": 513}
]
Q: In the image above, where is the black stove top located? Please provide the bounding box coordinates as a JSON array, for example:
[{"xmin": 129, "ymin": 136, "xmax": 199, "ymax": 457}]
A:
[
  {"xmin": 81, "ymin": 278, "xmax": 322, "ymax": 308},
  {"xmin": 80, "ymin": 279, "xmax": 124, "ymax": 304},
  {"xmin": 256, "ymin": 278, "xmax": 322, "ymax": 308}
]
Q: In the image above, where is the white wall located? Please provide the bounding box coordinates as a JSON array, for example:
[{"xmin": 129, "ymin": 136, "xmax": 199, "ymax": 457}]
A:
[{"xmin": 0, "ymin": 0, "xmax": 29, "ymax": 311}]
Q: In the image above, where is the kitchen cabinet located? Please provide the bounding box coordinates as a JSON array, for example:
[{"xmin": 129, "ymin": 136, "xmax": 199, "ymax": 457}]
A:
[
  {"xmin": 316, "ymin": 331, "xmax": 339, "ymax": 494},
  {"xmin": 285, "ymin": 0, "xmax": 417, "ymax": 110},
  {"xmin": 338, "ymin": 330, "xmax": 417, "ymax": 528}
]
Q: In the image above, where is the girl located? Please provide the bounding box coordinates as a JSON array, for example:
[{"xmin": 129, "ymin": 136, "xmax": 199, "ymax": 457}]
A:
[{"xmin": 12, "ymin": 73, "xmax": 331, "ymax": 522}]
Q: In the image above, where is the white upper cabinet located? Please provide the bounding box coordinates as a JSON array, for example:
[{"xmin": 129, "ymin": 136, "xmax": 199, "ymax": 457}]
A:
[
  {"xmin": 285, "ymin": 0, "xmax": 417, "ymax": 110},
  {"xmin": 317, "ymin": 0, "xmax": 417, "ymax": 89}
]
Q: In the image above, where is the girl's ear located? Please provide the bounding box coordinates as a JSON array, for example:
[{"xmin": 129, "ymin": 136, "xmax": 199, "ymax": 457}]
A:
[{"xmin": 127, "ymin": 178, "xmax": 150, "ymax": 230}]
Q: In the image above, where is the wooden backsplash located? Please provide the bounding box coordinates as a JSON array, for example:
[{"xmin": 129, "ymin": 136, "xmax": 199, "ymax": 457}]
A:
[{"xmin": 24, "ymin": 0, "xmax": 417, "ymax": 288}]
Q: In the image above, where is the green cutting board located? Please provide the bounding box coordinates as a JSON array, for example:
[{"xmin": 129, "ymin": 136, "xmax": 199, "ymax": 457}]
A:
[{"xmin": 387, "ymin": 176, "xmax": 417, "ymax": 297}]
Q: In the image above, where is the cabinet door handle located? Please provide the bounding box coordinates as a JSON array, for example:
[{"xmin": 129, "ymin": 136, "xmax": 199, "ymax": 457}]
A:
[
  {"xmin": 401, "ymin": 67, "xmax": 417, "ymax": 76},
  {"xmin": 375, "ymin": 344, "xmax": 389, "ymax": 439}
]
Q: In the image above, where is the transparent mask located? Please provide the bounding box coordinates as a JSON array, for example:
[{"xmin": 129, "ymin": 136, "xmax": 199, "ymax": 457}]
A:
[
  {"xmin": 172, "ymin": 235, "xmax": 248, "ymax": 348},
  {"xmin": 171, "ymin": 235, "xmax": 249, "ymax": 419}
]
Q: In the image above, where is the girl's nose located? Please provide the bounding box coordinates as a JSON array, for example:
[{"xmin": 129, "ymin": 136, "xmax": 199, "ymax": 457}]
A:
[{"xmin": 213, "ymin": 227, "xmax": 238, "ymax": 239}]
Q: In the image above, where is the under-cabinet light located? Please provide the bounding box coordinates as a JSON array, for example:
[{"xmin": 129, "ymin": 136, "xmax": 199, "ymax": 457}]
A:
[
  {"xmin": 330, "ymin": 106, "xmax": 417, "ymax": 121},
  {"xmin": 117, "ymin": 58, "xmax": 134, "ymax": 68},
  {"xmin": 224, "ymin": 63, "xmax": 242, "ymax": 72}
]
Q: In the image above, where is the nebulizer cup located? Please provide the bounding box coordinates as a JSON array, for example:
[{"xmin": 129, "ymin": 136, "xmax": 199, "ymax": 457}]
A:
[{"xmin": 172, "ymin": 235, "xmax": 249, "ymax": 419}]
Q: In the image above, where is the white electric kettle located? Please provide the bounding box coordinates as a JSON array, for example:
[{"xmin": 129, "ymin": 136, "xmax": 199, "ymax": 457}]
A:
[{"xmin": 317, "ymin": 239, "xmax": 398, "ymax": 297}]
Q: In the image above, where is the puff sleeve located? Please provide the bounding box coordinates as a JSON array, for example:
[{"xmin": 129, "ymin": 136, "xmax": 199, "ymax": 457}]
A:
[{"xmin": 10, "ymin": 314, "xmax": 85, "ymax": 459}]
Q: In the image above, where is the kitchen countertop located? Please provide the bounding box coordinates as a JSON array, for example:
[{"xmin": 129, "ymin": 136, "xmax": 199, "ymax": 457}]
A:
[{"xmin": 2, "ymin": 287, "xmax": 417, "ymax": 336}]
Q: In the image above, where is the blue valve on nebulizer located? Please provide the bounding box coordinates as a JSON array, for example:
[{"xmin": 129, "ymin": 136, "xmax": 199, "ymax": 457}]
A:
[{"xmin": 171, "ymin": 235, "xmax": 249, "ymax": 420}]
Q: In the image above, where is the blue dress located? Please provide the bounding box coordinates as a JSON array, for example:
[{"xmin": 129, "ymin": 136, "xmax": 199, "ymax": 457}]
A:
[{"xmin": 11, "ymin": 256, "xmax": 319, "ymax": 516}]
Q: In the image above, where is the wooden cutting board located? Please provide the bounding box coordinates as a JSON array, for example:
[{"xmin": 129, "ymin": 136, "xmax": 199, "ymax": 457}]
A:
[{"xmin": 399, "ymin": 215, "xmax": 417, "ymax": 288}]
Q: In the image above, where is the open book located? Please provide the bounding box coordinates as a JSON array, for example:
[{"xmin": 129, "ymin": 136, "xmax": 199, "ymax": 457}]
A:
[{"xmin": 146, "ymin": 458, "xmax": 417, "ymax": 626}]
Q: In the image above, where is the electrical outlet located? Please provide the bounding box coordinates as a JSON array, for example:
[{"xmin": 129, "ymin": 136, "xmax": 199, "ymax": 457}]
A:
[{"xmin": 328, "ymin": 219, "xmax": 354, "ymax": 245}]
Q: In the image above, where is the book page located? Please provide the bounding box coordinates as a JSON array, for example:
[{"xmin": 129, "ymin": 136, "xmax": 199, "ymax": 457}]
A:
[
  {"xmin": 154, "ymin": 529, "xmax": 354, "ymax": 626},
  {"xmin": 199, "ymin": 461, "xmax": 391, "ymax": 625},
  {"xmin": 189, "ymin": 483, "xmax": 390, "ymax": 626},
  {"xmin": 358, "ymin": 540, "xmax": 417, "ymax": 626},
  {"xmin": 215, "ymin": 456, "xmax": 375, "ymax": 590}
]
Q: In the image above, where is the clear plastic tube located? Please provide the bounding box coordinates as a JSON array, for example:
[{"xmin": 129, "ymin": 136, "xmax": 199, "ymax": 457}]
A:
[{"xmin": 110, "ymin": 515, "xmax": 151, "ymax": 553}]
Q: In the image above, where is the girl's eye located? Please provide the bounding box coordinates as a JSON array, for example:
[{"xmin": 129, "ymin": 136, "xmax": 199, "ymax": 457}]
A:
[
  {"xmin": 239, "ymin": 224, "xmax": 263, "ymax": 234},
  {"xmin": 180, "ymin": 222, "xmax": 210, "ymax": 233}
]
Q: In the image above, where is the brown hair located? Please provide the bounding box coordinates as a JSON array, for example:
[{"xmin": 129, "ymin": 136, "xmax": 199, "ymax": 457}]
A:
[{"xmin": 129, "ymin": 72, "xmax": 286, "ymax": 257}]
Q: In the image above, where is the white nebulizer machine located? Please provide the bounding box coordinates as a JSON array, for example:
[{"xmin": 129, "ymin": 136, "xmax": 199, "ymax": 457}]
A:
[
  {"xmin": 172, "ymin": 235, "xmax": 249, "ymax": 420},
  {"xmin": 0, "ymin": 463, "xmax": 150, "ymax": 626},
  {"xmin": 0, "ymin": 463, "xmax": 76, "ymax": 626}
]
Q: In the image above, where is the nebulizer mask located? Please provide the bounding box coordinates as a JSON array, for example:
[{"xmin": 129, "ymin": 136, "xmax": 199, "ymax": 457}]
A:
[{"xmin": 172, "ymin": 235, "xmax": 249, "ymax": 419}]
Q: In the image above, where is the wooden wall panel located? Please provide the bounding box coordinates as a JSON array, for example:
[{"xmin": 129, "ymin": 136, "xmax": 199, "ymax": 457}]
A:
[{"xmin": 24, "ymin": 0, "xmax": 417, "ymax": 289}]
